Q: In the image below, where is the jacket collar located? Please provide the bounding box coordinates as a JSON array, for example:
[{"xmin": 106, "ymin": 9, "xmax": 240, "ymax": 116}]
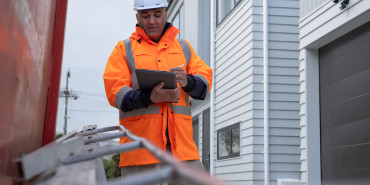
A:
[{"xmin": 131, "ymin": 22, "xmax": 179, "ymax": 44}]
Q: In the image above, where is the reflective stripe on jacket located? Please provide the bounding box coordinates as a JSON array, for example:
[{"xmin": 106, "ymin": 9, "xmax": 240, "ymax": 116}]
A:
[{"xmin": 103, "ymin": 25, "xmax": 213, "ymax": 167}]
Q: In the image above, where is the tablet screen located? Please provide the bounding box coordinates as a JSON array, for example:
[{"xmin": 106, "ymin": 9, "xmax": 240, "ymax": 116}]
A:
[{"xmin": 135, "ymin": 69, "xmax": 177, "ymax": 90}]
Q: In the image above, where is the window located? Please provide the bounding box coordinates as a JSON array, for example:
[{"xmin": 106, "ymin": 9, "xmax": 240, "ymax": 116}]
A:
[
  {"xmin": 217, "ymin": 0, "xmax": 242, "ymax": 25},
  {"xmin": 217, "ymin": 123, "xmax": 240, "ymax": 159},
  {"xmin": 171, "ymin": 3, "xmax": 184, "ymax": 39},
  {"xmin": 198, "ymin": 0, "xmax": 211, "ymax": 66}
]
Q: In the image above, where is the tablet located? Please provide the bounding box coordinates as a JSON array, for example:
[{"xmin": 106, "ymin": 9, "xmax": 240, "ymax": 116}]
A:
[{"xmin": 135, "ymin": 69, "xmax": 177, "ymax": 90}]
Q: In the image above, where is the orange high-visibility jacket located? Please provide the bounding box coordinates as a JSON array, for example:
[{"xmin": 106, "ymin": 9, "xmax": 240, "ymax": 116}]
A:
[{"xmin": 104, "ymin": 25, "xmax": 212, "ymax": 167}]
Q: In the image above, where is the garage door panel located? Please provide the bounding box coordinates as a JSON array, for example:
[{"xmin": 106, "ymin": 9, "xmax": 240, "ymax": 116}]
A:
[
  {"xmin": 322, "ymin": 168, "xmax": 370, "ymax": 185},
  {"xmin": 320, "ymin": 68, "xmax": 370, "ymax": 106},
  {"xmin": 319, "ymin": 22, "xmax": 370, "ymax": 66},
  {"xmin": 321, "ymin": 143, "xmax": 370, "ymax": 171},
  {"xmin": 320, "ymin": 43, "xmax": 370, "ymax": 87},
  {"xmin": 320, "ymin": 92, "xmax": 370, "ymax": 128},
  {"xmin": 319, "ymin": 21, "xmax": 370, "ymax": 184},
  {"xmin": 321, "ymin": 118, "xmax": 370, "ymax": 148}
]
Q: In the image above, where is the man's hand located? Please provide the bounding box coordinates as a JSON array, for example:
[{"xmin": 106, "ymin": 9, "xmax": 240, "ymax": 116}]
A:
[
  {"xmin": 150, "ymin": 82, "xmax": 181, "ymax": 103},
  {"xmin": 169, "ymin": 67, "xmax": 188, "ymax": 87}
]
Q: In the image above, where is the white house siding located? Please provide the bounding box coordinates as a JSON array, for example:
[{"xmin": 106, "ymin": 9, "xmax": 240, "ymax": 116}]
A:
[
  {"xmin": 214, "ymin": 0, "xmax": 255, "ymax": 184},
  {"xmin": 214, "ymin": 0, "xmax": 301, "ymax": 184},
  {"xmin": 298, "ymin": 1, "xmax": 370, "ymax": 185}
]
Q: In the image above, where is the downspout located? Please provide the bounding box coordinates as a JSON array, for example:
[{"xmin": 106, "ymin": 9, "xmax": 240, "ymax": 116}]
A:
[
  {"xmin": 263, "ymin": 0, "xmax": 269, "ymax": 184},
  {"xmin": 209, "ymin": 0, "xmax": 216, "ymax": 176}
]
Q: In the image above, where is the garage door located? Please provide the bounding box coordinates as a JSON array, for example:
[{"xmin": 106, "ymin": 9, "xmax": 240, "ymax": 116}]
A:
[{"xmin": 319, "ymin": 21, "xmax": 370, "ymax": 185}]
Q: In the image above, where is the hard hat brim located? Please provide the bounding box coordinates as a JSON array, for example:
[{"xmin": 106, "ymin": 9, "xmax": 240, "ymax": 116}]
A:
[{"xmin": 133, "ymin": 4, "xmax": 168, "ymax": 11}]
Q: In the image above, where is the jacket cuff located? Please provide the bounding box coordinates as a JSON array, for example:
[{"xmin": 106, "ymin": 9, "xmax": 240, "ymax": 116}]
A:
[
  {"xmin": 182, "ymin": 75, "xmax": 196, "ymax": 92},
  {"xmin": 139, "ymin": 90, "xmax": 154, "ymax": 106}
]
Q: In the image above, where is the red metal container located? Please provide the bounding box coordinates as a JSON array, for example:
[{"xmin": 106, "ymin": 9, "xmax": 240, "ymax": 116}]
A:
[{"xmin": 0, "ymin": 0, "xmax": 68, "ymax": 182}]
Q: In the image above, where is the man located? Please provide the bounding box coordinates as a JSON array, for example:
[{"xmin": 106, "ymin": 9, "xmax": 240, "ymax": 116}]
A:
[{"xmin": 103, "ymin": 0, "xmax": 212, "ymax": 178}]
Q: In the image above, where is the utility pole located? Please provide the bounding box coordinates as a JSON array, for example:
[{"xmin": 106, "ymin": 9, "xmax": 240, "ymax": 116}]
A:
[{"xmin": 60, "ymin": 70, "xmax": 79, "ymax": 135}]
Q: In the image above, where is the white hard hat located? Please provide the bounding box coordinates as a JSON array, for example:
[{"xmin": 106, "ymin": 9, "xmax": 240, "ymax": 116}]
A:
[{"xmin": 133, "ymin": 0, "xmax": 168, "ymax": 11}]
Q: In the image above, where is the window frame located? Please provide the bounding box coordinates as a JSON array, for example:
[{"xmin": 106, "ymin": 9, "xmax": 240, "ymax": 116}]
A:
[
  {"xmin": 171, "ymin": 2, "xmax": 184, "ymax": 39},
  {"xmin": 216, "ymin": 0, "xmax": 243, "ymax": 27},
  {"xmin": 217, "ymin": 122, "xmax": 241, "ymax": 160}
]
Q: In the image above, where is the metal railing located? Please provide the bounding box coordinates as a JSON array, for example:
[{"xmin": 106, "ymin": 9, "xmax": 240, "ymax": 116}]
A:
[
  {"xmin": 69, "ymin": 125, "xmax": 223, "ymax": 185},
  {"xmin": 20, "ymin": 125, "xmax": 225, "ymax": 185}
]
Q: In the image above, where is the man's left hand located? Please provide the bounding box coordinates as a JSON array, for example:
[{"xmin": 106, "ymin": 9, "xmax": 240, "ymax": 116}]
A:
[{"xmin": 169, "ymin": 67, "xmax": 188, "ymax": 87}]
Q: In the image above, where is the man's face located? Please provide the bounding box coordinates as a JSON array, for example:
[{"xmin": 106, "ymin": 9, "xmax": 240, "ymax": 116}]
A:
[{"xmin": 136, "ymin": 8, "xmax": 167, "ymax": 42}]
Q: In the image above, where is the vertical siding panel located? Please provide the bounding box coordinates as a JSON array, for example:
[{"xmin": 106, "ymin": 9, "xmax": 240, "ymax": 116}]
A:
[{"xmin": 267, "ymin": 0, "xmax": 301, "ymax": 182}]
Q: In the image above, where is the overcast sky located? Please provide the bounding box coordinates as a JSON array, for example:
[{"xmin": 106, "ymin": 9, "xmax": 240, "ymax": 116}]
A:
[{"xmin": 56, "ymin": 0, "xmax": 137, "ymax": 133}]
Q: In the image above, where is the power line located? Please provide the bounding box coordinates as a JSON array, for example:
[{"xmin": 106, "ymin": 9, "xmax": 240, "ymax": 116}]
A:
[
  {"xmin": 79, "ymin": 94, "xmax": 106, "ymax": 97},
  {"xmin": 61, "ymin": 67, "xmax": 104, "ymax": 76},
  {"xmin": 69, "ymin": 71, "xmax": 103, "ymax": 76},
  {"xmin": 77, "ymin": 99, "xmax": 111, "ymax": 107},
  {"xmin": 77, "ymin": 91, "xmax": 107, "ymax": 97},
  {"xmin": 62, "ymin": 67, "xmax": 102, "ymax": 71},
  {"xmin": 79, "ymin": 98, "xmax": 108, "ymax": 105},
  {"xmin": 78, "ymin": 98, "xmax": 107, "ymax": 104}
]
